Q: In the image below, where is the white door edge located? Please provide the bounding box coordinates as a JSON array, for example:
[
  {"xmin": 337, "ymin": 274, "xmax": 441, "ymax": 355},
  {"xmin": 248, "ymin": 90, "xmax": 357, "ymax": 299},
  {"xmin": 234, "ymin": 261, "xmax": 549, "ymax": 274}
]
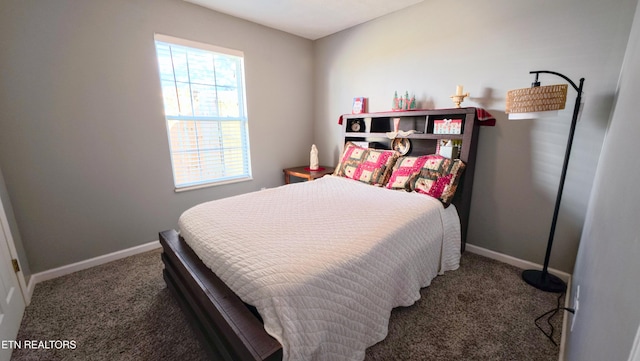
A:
[{"xmin": 0, "ymin": 200, "xmax": 28, "ymax": 305}]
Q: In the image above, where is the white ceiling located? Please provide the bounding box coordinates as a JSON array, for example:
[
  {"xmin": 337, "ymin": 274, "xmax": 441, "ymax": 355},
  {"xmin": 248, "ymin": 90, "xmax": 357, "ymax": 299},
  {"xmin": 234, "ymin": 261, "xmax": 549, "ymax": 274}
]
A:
[{"xmin": 184, "ymin": 0, "xmax": 424, "ymax": 40}]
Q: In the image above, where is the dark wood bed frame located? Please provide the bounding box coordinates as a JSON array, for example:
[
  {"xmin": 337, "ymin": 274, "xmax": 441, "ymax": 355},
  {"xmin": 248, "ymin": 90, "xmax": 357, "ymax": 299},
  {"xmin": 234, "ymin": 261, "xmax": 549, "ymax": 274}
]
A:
[{"xmin": 160, "ymin": 107, "xmax": 482, "ymax": 360}]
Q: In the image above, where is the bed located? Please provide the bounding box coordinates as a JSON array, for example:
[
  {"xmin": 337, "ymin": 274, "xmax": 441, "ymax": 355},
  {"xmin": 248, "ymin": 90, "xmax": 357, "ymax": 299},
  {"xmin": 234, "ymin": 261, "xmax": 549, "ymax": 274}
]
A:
[{"xmin": 160, "ymin": 108, "xmax": 483, "ymax": 361}]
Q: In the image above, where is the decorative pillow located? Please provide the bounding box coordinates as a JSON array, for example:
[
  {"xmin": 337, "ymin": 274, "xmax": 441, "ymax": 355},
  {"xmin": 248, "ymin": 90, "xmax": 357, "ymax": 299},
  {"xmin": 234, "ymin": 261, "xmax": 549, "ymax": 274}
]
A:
[
  {"xmin": 349, "ymin": 148, "xmax": 399, "ymax": 185},
  {"xmin": 385, "ymin": 155, "xmax": 430, "ymax": 191},
  {"xmin": 409, "ymin": 155, "xmax": 466, "ymax": 207},
  {"xmin": 333, "ymin": 142, "xmax": 369, "ymax": 178}
]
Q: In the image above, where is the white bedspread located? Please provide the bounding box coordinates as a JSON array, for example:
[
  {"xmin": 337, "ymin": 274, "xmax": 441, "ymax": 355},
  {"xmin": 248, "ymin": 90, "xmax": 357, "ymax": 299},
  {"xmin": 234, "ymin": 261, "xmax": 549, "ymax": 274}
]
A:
[{"xmin": 179, "ymin": 175, "xmax": 461, "ymax": 361}]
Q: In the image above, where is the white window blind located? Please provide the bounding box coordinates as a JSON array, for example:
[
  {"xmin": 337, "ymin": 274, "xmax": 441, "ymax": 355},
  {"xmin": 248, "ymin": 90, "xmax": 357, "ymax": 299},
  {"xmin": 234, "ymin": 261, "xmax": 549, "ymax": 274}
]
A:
[{"xmin": 154, "ymin": 34, "xmax": 252, "ymax": 190}]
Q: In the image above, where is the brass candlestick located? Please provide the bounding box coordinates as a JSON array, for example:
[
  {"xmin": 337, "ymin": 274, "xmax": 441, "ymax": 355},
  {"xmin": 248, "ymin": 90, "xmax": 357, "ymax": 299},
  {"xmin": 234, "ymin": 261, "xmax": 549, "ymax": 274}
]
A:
[
  {"xmin": 450, "ymin": 85, "xmax": 469, "ymax": 108},
  {"xmin": 450, "ymin": 93, "xmax": 469, "ymax": 108}
]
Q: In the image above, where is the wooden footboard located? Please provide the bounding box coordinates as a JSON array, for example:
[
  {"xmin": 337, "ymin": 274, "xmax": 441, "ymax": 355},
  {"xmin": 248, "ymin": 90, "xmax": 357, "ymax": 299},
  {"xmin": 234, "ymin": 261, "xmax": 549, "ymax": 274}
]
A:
[{"xmin": 159, "ymin": 230, "xmax": 283, "ymax": 361}]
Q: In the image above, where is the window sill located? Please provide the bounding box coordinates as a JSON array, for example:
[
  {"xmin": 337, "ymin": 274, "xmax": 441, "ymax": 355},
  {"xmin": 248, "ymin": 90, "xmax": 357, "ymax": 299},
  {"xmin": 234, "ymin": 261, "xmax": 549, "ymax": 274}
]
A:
[{"xmin": 174, "ymin": 177, "xmax": 253, "ymax": 193}]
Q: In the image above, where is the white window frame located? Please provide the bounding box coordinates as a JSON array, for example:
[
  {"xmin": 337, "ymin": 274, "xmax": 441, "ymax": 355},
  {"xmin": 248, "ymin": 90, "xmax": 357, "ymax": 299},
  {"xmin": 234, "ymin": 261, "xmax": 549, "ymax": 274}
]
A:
[{"xmin": 154, "ymin": 34, "xmax": 252, "ymax": 192}]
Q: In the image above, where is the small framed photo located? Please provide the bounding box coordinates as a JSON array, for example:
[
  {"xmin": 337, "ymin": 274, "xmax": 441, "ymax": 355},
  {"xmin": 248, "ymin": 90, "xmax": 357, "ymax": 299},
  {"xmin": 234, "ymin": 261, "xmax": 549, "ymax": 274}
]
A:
[{"xmin": 352, "ymin": 97, "xmax": 367, "ymax": 114}]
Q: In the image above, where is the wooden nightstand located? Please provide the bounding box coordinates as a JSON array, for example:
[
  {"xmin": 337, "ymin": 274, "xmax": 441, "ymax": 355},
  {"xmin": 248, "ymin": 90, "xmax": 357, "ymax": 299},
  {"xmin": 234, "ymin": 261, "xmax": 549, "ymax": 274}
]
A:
[{"xmin": 283, "ymin": 166, "xmax": 335, "ymax": 184}]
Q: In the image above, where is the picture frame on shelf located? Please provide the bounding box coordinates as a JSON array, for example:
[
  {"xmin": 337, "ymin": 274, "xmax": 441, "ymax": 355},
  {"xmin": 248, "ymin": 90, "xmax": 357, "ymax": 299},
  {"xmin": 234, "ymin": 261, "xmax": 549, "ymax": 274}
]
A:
[
  {"xmin": 352, "ymin": 97, "xmax": 367, "ymax": 114},
  {"xmin": 391, "ymin": 138, "xmax": 412, "ymax": 155}
]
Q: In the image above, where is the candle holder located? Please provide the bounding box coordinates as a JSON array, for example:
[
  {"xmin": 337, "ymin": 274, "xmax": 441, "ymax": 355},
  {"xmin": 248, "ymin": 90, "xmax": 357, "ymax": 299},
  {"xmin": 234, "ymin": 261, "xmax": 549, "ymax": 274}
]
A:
[{"xmin": 450, "ymin": 93, "xmax": 469, "ymax": 108}]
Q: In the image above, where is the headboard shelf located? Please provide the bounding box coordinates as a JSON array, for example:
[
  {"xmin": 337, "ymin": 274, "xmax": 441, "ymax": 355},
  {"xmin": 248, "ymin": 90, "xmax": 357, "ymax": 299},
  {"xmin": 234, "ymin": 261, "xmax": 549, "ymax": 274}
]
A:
[
  {"xmin": 341, "ymin": 107, "xmax": 481, "ymax": 250},
  {"xmin": 346, "ymin": 132, "xmax": 464, "ymax": 140}
]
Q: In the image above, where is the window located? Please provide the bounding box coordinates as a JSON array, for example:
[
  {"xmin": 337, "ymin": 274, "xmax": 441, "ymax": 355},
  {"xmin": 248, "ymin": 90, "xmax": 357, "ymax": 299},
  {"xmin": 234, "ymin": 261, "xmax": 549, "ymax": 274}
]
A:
[{"xmin": 154, "ymin": 34, "xmax": 252, "ymax": 191}]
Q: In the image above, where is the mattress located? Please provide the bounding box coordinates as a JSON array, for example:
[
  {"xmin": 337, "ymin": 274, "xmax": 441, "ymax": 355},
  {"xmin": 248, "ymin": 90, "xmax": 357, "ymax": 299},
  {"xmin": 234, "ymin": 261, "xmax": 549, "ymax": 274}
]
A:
[{"xmin": 178, "ymin": 175, "xmax": 461, "ymax": 361}]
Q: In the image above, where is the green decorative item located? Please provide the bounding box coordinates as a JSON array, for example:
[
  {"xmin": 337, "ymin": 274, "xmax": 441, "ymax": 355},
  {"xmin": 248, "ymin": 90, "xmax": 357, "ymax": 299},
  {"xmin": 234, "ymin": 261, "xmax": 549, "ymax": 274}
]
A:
[
  {"xmin": 393, "ymin": 90, "xmax": 418, "ymax": 111},
  {"xmin": 393, "ymin": 91, "xmax": 399, "ymax": 110}
]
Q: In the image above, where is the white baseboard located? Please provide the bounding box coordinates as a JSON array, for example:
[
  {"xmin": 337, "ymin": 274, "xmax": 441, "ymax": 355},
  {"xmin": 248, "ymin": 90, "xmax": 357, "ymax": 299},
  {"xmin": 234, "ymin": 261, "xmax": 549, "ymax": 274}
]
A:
[
  {"xmin": 25, "ymin": 276, "xmax": 36, "ymax": 305},
  {"xmin": 465, "ymin": 243, "xmax": 571, "ymax": 282},
  {"xmin": 27, "ymin": 240, "xmax": 161, "ymax": 300},
  {"xmin": 465, "ymin": 243, "xmax": 572, "ymax": 360}
]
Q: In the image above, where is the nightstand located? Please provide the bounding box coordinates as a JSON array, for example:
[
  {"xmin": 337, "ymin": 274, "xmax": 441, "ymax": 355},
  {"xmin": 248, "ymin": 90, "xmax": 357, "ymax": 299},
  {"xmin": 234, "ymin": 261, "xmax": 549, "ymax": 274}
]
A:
[{"xmin": 283, "ymin": 166, "xmax": 335, "ymax": 184}]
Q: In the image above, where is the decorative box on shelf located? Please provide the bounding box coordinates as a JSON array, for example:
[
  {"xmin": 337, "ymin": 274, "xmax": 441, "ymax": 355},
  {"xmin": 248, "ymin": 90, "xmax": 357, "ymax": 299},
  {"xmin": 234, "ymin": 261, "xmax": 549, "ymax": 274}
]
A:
[
  {"xmin": 434, "ymin": 118, "xmax": 462, "ymax": 134},
  {"xmin": 437, "ymin": 139, "xmax": 461, "ymax": 159}
]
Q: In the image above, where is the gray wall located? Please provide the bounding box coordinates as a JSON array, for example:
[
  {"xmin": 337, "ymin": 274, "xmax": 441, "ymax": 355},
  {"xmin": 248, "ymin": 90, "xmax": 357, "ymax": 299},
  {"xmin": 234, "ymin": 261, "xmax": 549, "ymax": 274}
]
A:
[
  {"xmin": 0, "ymin": 0, "xmax": 314, "ymax": 274},
  {"xmin": 313, "ymin": 0, "xmax": 637, "ymax": 273},
  {"xmin": 566, "ymin": 2, "xmax": 640, "ymax": 360}
]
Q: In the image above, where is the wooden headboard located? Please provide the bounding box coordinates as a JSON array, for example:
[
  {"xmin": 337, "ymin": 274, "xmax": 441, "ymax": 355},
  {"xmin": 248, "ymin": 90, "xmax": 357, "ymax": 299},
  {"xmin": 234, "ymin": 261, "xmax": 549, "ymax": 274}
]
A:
[{"xmin": 340, "ymin": 107, "xmax": 481, "ymax": 251}]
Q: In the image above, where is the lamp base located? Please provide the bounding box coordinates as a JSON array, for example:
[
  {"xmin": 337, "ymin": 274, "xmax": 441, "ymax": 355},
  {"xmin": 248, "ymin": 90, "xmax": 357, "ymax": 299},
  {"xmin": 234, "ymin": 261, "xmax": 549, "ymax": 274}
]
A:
[{"xmin": 522, "ymin": 269, "xmax": 567, "ymax": 293}]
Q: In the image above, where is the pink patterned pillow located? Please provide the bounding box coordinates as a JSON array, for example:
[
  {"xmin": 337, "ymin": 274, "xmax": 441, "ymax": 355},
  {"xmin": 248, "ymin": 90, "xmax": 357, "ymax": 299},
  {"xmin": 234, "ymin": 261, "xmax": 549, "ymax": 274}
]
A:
[
  {"xmin": 350, "ymin": 148, "xmax": 399, "ymax": 185},
  {"xmin": 409, "ymin": 155, "xmax": 466, "ymax": 207},
  {"xmin": 333, "ymin": 142, "xmax": 368, "ymax": 178},
  {"xmin": 386, "ymin": 156, "xmax": 429, "ymax": 190}
]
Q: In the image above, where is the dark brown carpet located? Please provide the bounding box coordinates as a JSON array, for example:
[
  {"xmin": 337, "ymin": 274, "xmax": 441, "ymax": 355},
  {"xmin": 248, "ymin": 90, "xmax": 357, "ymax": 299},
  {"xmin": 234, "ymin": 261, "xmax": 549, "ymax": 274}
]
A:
[{"xmin": 12, "ymin": 250, "xmax": 563, "ymax": 361}]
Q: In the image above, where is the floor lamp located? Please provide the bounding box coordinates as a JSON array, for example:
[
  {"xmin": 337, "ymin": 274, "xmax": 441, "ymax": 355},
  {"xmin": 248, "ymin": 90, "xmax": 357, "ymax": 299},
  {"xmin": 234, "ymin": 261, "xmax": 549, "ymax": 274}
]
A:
[{"xmin": 506, "ymin": 70, "xmax": 585, "ymax": 293}]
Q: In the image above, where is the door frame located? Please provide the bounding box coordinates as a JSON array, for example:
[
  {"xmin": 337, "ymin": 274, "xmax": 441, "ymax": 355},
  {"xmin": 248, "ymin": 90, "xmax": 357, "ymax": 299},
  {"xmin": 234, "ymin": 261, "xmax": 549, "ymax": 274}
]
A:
[
  {"xmin": 629, "ymin": 324, "xmax": 640, "ymax": 361},
  {"xmin": 0, "ymin": 198, "xmax": 28, "ymax": 305}
]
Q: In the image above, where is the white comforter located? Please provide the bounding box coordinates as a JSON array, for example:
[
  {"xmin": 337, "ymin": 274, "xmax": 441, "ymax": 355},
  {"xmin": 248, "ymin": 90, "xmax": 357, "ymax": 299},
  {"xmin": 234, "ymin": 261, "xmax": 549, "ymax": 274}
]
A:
[{"xmin": 179, "ymin": 175, "xmax": 461, "ymax": 361}]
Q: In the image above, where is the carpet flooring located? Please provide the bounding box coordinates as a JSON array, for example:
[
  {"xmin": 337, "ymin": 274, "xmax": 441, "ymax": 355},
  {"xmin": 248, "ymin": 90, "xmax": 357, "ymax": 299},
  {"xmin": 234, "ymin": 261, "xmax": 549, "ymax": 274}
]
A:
[{"xmin": 12, "ymin": 249, "xmax": 564, "ymax": 361}]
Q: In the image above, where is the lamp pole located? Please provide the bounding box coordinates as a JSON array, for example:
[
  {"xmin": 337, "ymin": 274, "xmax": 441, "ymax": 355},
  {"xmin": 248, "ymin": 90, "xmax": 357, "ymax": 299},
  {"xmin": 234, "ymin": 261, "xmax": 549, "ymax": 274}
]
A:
[{"xmin": 521, "ymin": 70, "xmax": 585, "ymax": 293}]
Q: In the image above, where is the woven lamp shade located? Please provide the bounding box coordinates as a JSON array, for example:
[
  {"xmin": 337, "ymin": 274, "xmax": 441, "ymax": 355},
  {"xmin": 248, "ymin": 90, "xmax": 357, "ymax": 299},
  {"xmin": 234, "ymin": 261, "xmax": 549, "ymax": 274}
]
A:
[{"xmin": 505, "ymin": 84, "xmax": 568, "ymax": 114}]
